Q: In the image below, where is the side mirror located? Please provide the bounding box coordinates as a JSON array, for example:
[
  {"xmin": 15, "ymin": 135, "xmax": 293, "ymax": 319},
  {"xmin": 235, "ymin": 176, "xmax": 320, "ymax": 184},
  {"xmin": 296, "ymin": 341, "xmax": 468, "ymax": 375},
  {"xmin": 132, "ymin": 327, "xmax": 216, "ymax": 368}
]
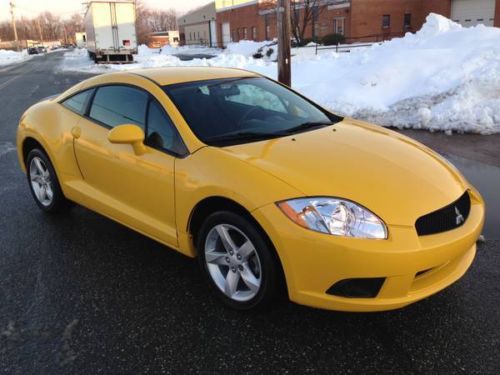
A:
[{"xmin": 108, "ymin": 124, "xmax": 146, "ymax": 155}]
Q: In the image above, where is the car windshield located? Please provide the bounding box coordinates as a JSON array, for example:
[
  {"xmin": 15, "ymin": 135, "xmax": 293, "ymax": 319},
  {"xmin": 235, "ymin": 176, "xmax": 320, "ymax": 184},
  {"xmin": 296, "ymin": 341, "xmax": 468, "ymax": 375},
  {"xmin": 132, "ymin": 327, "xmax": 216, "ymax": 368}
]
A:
[{"xmin": 164, "ymin": 77, "xmax": 342, "ymax": 146}]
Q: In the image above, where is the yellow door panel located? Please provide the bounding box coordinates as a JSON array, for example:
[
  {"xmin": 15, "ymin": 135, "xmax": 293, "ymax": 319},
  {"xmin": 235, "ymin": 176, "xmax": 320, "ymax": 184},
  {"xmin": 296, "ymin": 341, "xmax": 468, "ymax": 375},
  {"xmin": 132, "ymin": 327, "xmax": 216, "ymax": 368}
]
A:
[{"xmin": 74, "ymin": 117, "xmax": 177, "ymax": 247}]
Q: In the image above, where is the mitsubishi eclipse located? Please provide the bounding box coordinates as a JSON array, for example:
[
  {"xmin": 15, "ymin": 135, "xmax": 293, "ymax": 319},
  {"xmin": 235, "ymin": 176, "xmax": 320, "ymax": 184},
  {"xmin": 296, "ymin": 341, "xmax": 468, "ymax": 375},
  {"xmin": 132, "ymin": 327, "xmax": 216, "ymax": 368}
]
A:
[{"xmin": 16, "ymin": 67, "xmax": 485, "ymax": 311}]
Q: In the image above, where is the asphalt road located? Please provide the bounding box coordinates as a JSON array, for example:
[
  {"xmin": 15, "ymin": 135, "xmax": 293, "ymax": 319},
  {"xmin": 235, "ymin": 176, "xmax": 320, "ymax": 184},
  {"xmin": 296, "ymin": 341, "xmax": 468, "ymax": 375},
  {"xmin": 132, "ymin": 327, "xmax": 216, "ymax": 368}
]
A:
[{"xmin": 0, "ymin": 52, "xmax": 499, "ymax": 374}]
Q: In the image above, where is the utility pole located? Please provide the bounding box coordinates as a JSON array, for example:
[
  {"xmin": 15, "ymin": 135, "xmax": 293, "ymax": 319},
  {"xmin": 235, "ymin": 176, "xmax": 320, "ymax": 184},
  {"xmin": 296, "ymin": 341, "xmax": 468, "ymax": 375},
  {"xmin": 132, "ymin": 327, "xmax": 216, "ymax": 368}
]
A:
[
  {"xmin": 9, "ymin": 1, "xmax": 19, "ymax": 51},
  {"xmin": 36, "ymin": 18, "xmax": 44, "ymax": 47},
  {"xmin": 277, "ymin": 0, "xmax": 291, "ymax": 86},
  {"xmin": 63, "ymin": 25, "xmax": 68, "ymax": 45}
]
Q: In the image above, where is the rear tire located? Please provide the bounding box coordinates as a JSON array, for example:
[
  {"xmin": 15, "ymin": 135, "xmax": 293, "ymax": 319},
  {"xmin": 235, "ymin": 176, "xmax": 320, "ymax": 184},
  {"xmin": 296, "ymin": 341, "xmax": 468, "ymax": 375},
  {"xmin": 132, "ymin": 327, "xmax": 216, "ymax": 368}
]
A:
[
  {"xmin": 197, "ymin": 211, "xmax": 281, "ymax": 310},
  {"xmin": 26, "ymin": 148, "xmax": 71, "ymax": 213}
]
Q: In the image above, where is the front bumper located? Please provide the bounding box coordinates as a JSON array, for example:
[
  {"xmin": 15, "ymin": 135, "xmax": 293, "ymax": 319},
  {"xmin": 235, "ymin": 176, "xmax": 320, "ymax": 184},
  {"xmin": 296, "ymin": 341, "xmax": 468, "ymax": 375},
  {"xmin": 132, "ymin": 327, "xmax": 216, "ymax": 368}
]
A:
[{"xmin": 252, "ymin": 190, "xmax": 484, "ymax": 312}]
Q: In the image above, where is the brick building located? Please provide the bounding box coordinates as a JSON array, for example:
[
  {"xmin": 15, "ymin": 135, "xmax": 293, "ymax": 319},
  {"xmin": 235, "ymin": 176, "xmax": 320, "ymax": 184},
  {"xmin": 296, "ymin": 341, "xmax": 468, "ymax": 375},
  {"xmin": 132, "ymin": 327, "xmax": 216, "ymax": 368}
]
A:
[{"xmin": 215, "ymin": 0, "xmax": 500, "ymax": 47}]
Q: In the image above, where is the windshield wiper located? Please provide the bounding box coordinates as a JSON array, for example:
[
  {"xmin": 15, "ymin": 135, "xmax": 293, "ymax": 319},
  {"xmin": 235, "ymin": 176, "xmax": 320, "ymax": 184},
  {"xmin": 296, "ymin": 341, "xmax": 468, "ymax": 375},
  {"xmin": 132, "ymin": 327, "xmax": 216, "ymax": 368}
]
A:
[
  {"xmin": 205, "ymin": 122, "xmax": 332, "ymax": 145},
  {"xmin": 280, "ymin": 121, "xmax": 332, "ymax": 135},
  {"xmin": 205, "ymin": 130, "xmax": 282, "ymax": 145}
]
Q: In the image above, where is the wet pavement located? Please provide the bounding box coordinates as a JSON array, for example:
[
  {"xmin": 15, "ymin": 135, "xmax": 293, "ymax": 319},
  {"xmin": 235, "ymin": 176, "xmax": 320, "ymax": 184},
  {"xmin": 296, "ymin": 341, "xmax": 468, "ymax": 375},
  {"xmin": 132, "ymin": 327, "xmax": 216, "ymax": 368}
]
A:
[
  {"xmin": 446, "ymin": 154, "xmax": 500, "ymax": 239},
  {"xmin": 399, "ymin": 128, "xmax": 500, "ymax": 240},
  {"xmin": 0, "ymin": 52, "xmax": 499, "ymax": 374}
]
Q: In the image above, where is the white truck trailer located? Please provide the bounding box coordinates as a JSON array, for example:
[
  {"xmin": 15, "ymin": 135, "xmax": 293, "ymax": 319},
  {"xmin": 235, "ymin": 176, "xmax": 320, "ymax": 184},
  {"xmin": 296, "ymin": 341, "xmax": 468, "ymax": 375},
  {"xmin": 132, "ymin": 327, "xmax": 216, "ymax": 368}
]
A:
[{"xmin": 84, "ymin": 0, "xmax": 137, "ymax": 63}]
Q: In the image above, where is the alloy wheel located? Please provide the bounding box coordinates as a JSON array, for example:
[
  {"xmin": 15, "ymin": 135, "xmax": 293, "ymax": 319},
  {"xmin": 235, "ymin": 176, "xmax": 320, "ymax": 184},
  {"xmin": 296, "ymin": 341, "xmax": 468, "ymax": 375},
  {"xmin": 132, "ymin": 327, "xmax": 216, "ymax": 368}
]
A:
[
  {"xmin": 204, "ymin": 224, "xmax": 262, "ymax": 302},
  {"xmin": 29, "ymin": 156, "xmax": 54, "ymax": 207}
]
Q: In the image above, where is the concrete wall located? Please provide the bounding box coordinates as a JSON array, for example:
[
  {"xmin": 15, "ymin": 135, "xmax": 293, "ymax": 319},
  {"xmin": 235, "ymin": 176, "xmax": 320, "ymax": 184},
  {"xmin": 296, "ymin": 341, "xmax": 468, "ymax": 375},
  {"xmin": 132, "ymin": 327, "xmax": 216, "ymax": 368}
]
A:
[
  {"xmin": 178, "ymin": 1, "xmax": 216, "ymax": 45},
  {"xmin": 183, "ymin": 23, "xmax": 212, "ymax": 45},
  {"xmin": 178, "ymin": 2, "xmax": 216, "ymax": 26}
]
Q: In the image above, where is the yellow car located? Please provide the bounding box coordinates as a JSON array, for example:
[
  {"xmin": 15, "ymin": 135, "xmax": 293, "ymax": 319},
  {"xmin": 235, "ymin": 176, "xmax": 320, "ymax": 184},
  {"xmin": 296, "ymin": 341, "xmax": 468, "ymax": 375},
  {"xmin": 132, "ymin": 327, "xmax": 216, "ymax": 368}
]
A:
[{"xmin": 17, "ymin": 67, "xmax": 484, "ymax": 311}]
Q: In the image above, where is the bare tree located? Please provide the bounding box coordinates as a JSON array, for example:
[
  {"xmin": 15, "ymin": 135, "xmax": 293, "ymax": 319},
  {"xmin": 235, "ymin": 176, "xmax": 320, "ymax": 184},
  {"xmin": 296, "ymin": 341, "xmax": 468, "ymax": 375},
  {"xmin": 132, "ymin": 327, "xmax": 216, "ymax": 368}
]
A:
[
  {"xmin": 260, "ymin": 0, "xmax": 329, "ymax": 45},
  {"xmin": 290, "ymin": 0, "xmax": 329, "ymax": 44},
  {"xmin": 135, "ymin": 0, "xmax": 177, "ymax": 44},
  {"xmin": 148, "ymin": 9, "xmax": 177, "ymax": 32},
  {"xmin": 0, "ymin": 0, "xmax": 176, "ymax": 48},
  {"xmin": 0, "ymin": 11, "xmax": 84, "ymax": 46}
]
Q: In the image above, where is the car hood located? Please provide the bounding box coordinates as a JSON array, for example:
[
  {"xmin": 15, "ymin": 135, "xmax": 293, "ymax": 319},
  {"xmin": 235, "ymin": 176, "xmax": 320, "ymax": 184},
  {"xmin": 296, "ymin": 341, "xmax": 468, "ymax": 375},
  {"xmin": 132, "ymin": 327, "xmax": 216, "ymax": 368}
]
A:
[{"xmin": 221, "ymin": 118, "xmax": 468, "ymax": 226}]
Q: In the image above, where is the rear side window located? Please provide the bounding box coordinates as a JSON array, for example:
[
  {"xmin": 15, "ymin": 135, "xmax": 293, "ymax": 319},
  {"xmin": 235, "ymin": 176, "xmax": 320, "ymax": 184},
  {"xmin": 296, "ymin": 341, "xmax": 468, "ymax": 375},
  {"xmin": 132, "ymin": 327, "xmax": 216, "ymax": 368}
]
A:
[
  {"xmin": 61, "ymin": 89, "xmax": 94, "ymax": 115},
  {"xmin": 89, "ymin": 85, "xmax": 148, "ymax": 128}
]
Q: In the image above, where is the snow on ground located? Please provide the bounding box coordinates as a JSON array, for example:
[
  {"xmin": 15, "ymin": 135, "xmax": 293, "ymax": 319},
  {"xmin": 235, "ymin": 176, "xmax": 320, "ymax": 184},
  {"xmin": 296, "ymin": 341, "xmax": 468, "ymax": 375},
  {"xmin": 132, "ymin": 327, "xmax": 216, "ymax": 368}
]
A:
[
  {"xmin": 0, "ymin": 49, "xmax": 31, "ymax": 66},
  {"xmin": 224, "ymin": 40, "xmax": 270, "ymax": 56},
  {"xmin": 60, "ymin": 14, "xmax": 500, "ymax": 134}
]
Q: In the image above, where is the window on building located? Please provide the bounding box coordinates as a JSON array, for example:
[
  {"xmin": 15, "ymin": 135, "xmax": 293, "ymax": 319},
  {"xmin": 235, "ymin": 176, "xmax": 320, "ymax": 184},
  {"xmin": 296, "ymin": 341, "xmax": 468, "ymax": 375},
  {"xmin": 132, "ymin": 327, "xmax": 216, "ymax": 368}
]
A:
[
  {"xmin": 333, "ymin": 17, "xmax": 345, "ymax": 35},
  {"xmin": 382, "ymin": 15, "xmax": 391, "ymax": 29},
  {"xmin": 266, "ymin": 25, "xmax": 270, "ymax": 40},
  {"xmin": 243, "ymin": 27, "xmax": 248, "ymax": 40},
  {"xmin": 252, "ymin": 26, "xmax": 257, "ymax": 40},
  {"xmin": 404, "ymin": 13, "xmax": 412, "ymax": 30}
]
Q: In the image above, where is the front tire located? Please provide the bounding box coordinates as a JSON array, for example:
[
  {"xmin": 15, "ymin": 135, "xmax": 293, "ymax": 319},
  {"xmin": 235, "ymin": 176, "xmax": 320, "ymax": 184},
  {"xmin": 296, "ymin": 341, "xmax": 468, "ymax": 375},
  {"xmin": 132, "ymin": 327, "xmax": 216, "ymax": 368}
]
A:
[
  {"xmin": 197, "ymin": 211, "xmax": 281, "ymax": 310},
  {"xmin": 26, "ymin": 148, "xmax": 71, "ymax": 213}
]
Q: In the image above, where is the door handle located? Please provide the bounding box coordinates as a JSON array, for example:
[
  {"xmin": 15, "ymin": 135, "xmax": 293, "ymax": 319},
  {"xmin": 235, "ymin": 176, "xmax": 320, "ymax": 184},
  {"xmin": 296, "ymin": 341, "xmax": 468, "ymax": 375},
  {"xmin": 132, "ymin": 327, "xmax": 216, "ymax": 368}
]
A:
[{"xmin": 71, "ymin": 127, "xmax": 81, "ymax": 139}]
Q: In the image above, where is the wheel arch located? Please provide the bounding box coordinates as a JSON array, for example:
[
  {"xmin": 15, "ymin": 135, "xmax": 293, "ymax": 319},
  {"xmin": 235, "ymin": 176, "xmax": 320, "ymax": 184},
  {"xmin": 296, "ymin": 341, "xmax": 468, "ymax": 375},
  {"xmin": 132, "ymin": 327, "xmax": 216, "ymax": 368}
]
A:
[
  {"xmin": 187, "ymin": 196, "xmax": 288, "ymax": 294},
  {"xmin": 19, "ymin": 135, "xmax": 69, "ymax": 195},
  {"xmin": 21, "ymin": 137, "xmax": 45, "ymax": 168},
  {"xmin": 18, "ymin": 133, "xmax": 56, "ymax": 174}
]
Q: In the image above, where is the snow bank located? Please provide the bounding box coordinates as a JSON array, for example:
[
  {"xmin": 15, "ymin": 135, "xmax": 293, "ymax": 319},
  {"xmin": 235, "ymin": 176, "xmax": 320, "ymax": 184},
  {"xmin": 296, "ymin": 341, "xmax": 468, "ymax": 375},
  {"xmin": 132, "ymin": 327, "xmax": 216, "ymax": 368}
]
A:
[
  {"xmin": 223, "ymin": 40, "xmax": 269, "ymax": 57},
  {"xmin": 60, "ymin": 14, "xmax": 500, "ymax": 134},
  {"xmin": 0, "ymin": 49, "xmax": 31, "ymax": 66}
]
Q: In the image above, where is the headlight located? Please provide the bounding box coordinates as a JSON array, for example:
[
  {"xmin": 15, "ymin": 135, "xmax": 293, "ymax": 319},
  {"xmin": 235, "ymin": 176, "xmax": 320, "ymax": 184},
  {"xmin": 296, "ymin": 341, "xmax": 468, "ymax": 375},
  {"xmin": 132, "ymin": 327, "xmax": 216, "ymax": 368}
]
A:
[{"xmin": 277, "ymin": 197, "xmax": 387, "ymax": 239}]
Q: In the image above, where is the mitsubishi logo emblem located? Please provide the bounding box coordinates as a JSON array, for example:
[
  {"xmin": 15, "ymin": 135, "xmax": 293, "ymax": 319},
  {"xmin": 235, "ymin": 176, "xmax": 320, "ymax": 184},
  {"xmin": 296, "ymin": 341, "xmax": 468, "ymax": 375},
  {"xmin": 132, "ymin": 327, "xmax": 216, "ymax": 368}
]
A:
[{"xmin": 455, "ymin": 206, "xmax": 464, "ymax": 225}]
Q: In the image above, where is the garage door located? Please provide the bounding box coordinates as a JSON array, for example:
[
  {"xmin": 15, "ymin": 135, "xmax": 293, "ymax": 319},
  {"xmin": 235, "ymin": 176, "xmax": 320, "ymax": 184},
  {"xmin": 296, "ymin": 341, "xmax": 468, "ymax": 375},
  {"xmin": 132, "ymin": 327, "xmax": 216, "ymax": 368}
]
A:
[{"xmin": 451, "ymin": 0, "xmax": 495, "ymax": 26}]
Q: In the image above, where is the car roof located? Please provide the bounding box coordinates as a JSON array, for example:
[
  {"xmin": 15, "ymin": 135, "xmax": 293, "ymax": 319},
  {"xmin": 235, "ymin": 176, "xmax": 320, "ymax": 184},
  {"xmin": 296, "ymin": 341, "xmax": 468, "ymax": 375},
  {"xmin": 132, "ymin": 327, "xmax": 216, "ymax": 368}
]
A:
[
  {"xmin": 57, "ymin": 67, "xmax": 262, "ymax": 103},
  {"xmin": 129, "ymin": 67, "xmax": 259, "ymax": 86}
]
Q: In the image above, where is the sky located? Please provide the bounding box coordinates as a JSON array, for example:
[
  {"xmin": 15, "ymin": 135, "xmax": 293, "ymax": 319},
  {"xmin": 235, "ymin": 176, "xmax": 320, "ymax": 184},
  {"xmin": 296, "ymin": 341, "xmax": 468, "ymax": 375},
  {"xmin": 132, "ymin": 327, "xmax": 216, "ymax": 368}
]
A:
[{"xmin": 0, "ymin": 0, "xmax": 211, "ymax": 22}]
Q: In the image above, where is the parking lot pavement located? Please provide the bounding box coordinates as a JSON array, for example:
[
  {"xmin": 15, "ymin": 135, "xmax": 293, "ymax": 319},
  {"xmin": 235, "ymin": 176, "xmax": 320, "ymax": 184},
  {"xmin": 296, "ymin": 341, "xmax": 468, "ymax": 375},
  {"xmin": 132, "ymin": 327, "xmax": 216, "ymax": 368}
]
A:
[{"xmin": 1, "ymin": 53, "xmax": 499, "ymax": 374}]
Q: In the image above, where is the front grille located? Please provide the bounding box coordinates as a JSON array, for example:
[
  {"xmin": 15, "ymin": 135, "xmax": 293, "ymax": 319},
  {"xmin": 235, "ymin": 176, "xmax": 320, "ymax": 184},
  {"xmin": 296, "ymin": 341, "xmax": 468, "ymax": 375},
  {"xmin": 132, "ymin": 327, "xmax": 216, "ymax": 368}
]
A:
[{"xmin": 415, "ymin": 191, "xmax": 471, "ymax": 236}]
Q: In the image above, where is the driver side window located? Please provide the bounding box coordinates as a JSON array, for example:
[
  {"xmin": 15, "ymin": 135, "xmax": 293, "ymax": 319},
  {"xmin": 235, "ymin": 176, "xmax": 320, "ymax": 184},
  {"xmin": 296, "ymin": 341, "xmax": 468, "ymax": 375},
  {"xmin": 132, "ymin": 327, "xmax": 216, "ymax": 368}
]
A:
[
  {"xmin": 89, "ymin": 85, "xmax": 148, "ymax": 129},
  {"xmin": 226, "ymin": 84, "xmax": 287, "ymax": 113},
  {"xmin": 146, "ymin": 99, "xmax": 187, "ymax": 156}
]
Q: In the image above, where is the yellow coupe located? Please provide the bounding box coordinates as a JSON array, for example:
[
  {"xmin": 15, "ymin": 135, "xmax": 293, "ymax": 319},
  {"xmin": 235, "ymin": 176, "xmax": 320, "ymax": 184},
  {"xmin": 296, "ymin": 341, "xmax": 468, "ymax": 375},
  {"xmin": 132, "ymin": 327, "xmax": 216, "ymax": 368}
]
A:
[{"xmin": 17, "ymin": 67, "xmax": 485, "ymax": 311}]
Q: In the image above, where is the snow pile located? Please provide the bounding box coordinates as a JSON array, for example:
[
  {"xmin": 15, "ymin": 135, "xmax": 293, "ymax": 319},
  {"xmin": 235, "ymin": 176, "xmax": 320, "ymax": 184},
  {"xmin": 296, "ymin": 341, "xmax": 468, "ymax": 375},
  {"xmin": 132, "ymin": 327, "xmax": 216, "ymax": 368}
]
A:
[
  {"xmin": 60, "ymin": 14, "xmax": 500, "ymax": 134},
  {"xmin": 296, "ymin": 14, "xmax": 500, "ymax": 134},
  {"xmin": 60, "ymin": 48, "xmax": 96, "ymax": 72},
  {"xmin": 158, "ymin": 44, "xmax": 221, "ymax": 56},
  {"xmin": 223, "ymin": 40, "xmax": 269, "ymax": 57},
  {"xmin": 0, "ymin": 49, "xmax": 31, "ymax": 66}
]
